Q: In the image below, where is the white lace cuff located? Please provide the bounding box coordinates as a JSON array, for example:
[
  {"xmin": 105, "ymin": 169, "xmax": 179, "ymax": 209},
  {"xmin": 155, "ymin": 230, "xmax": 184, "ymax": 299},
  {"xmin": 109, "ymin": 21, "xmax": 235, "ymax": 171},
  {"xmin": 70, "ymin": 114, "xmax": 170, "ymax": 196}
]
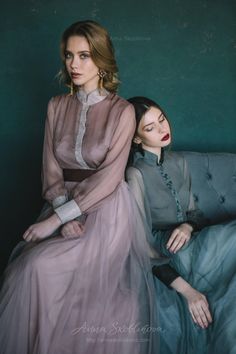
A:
[{"xmin": 55, "ymin": 200, "xmax": 81, "ymax": 224}]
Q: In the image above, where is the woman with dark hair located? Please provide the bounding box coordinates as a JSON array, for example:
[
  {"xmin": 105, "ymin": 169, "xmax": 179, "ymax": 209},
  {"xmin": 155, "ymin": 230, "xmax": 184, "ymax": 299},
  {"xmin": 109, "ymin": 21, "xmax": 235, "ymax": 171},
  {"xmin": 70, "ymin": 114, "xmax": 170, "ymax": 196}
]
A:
[
  {"xmin": 126, "ymin": 96, "xmax": 236, "ymax": 354},
  {"xmin": 0, "ymin": 23, "xmax": 156, "ymax": 354}
]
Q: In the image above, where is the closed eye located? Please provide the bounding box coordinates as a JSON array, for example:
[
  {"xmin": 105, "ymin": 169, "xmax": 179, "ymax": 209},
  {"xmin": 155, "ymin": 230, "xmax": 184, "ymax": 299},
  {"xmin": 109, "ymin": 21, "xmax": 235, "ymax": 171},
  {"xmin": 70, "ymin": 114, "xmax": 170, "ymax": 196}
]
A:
[
  {"xmin": 144, "ymin": 125, "xmax": 154, "ymax": 132},
  {"xmin": 158, "ymin": 114, "xmax": 166, "ymax": 123}
]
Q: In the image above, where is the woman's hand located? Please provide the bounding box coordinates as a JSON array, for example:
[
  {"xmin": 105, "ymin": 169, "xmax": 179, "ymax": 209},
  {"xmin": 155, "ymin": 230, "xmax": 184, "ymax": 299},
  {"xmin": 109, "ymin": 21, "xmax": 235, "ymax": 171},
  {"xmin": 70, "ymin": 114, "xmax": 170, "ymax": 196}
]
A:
[
  {"xmin": 61, "ymin": 220, "xmax": 85, "ymax": 239},
  {"xmin": 23, "ymin": 214, "xmax": 62, "ymax": 242},
  {"xmin": 166, "ymin": 223, "xmax": 193, "ymax": 253},
  {"xmin": 182, "ymin": 285, "xmax": 212, "ymax": 329},
  {"xmin": 171, "ymin": 277, "xmax": 213, "ymax": 329}
]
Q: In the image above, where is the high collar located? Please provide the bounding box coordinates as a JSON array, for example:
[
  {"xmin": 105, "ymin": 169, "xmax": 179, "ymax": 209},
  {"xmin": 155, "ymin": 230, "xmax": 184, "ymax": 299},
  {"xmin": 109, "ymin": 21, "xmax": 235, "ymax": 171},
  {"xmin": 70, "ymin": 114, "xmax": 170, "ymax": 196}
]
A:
[
  {"xmin": 134, "ymin": 148, "xmax": 164, "ymax": 166},
  {"xmin": 77, "ymin": 88, "xmax": 109, "ymax": 105}
]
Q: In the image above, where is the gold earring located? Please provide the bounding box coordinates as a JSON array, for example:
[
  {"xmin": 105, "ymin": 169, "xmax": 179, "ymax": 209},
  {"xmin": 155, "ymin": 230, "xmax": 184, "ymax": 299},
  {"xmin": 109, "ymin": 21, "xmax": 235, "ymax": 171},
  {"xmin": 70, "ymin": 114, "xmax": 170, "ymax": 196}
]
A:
[
  {"xmin": 133, "ymin": 137, "xmax": 141, "ymax": 144},
  {"xmin": 69, "ymin": 81, "xmax": 74, "ymax": 96},
  {"xmin": 98, "ymin": 69, "xmax": 107, "ymax": 90}
]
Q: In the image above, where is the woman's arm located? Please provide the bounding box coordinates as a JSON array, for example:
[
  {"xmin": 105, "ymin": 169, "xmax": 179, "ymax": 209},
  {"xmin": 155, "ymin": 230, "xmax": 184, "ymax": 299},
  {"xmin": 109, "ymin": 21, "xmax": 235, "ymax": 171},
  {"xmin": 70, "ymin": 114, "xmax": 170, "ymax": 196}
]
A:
[
  {"xmin": 152, "ymin": 264, "xmax": 180, "ymax": 287},
  {"xmin": 53, "ymin": 103, "xmax": 136, "ymax": 224},
  {"xmin": 170, "ymin": 276, "xmax": 212, "ymax": 329},
  {"xmin": 24, "ymin": 103, "xmax": 135, "ymax": 241},
  {"xmin": 42, "ymin": 97, "xmax": 68, "ymax": 207},
  {"xmin": 23, "ymin": 98, "xmax": 69, "ymax": 242},
  {"xmin": 153, "ymin": 264, "xmax": 212, "ymax": 328},
  {"xmin": 126, "ymin": 166, "xmax": 179, "ymax": 280}
]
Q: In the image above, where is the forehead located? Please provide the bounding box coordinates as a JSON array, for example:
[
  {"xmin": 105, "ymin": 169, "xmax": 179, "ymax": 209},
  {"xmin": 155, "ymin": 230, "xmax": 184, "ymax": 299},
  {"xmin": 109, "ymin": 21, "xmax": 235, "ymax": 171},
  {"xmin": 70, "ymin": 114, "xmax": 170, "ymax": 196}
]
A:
[
  {"xmin": 66, "ymin": 35, "xmax": 90, "ymax": 51},
  {"xmin": 141, "ymin": 107, "xmax": 163, "ymax": 124}
]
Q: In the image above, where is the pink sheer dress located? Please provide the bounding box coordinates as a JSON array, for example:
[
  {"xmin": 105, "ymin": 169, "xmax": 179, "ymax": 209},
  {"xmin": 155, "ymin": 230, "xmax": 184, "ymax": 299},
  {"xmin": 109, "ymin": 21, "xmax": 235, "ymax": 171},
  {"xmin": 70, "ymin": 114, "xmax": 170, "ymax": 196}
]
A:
[{"xmin": 0, "ymin": 89, "xmax": 158, "ymax": 354}]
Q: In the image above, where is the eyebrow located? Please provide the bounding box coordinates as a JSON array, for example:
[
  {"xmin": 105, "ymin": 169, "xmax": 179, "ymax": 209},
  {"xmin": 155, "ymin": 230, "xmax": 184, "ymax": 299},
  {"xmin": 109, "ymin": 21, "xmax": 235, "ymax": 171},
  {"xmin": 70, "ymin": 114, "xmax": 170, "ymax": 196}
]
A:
[
  {"xmin": 64, "ymin": 50, "xmax": 90, "ymax": 54},
  {"xmin": 142, "ymin": 112, "xmax": 164, "ymax": 129}
]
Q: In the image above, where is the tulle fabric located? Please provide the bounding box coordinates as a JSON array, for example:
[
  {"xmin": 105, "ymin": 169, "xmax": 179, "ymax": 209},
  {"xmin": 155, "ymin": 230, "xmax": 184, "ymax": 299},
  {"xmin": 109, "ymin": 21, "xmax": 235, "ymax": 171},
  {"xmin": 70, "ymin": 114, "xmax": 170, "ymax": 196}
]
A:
[
  {"xmin": 155, "ymin": 219, "xmax": 236, "ymax": 354},
  {"xmin": 0, "ymin": 182, "xmax": 158, "ymax": 354},
  {"xmin": 127, "ymin": 151, "xmax": 236, "ymax": 354}
]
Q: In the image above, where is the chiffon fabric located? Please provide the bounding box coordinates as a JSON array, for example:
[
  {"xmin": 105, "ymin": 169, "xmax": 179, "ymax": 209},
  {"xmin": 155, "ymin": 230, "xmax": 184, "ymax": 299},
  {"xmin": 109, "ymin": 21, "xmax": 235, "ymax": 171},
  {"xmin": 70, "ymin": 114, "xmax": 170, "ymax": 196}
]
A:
[
  {"xmin": 127, "ymin": 149, "xmax": 236, "ymax": 354},
  {"xmin": 0, "ymin": 91, "xmax": 158, "ymax": 354}
]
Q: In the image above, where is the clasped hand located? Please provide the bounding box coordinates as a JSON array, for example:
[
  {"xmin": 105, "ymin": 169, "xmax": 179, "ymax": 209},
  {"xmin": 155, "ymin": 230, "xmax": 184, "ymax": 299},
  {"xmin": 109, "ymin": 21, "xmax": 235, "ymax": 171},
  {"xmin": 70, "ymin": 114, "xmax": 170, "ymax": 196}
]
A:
[
  {"xmin": 23, "ymin": 214, "xmax": 85, "ymax": 242},
  {"xmin": 23, "ymin": 214, "xmax": 62, "ymax": 242},
  {"xmin": 166, "ymin": 223, "xmax": 193, "ymax": 253},
  {"xmin": 61, "ymin": 220, "xmax": 85, "ymax": 238}
]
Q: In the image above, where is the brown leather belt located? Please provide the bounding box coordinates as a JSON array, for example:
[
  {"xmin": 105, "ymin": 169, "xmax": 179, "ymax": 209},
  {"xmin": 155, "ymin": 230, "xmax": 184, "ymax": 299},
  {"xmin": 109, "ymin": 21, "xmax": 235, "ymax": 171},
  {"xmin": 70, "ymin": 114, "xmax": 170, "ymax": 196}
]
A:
[{"xmin": 63, "ymin": 169, "xmax": 96, "ymax": 182}]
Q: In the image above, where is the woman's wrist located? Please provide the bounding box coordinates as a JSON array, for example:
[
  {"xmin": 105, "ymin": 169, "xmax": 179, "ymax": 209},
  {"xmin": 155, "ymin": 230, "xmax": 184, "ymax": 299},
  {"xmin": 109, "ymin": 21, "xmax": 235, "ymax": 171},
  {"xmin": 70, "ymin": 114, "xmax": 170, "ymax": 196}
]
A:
[
  {"xmin": 170, "ymin": 276, "xmax": 193, "ymax": 297},
  {"xmin": 50, "ymin": 213, "xmax": 63, "ymax": 228},
  {"xmin": 182, "ymin": 222, "xmax": 194, "ymax": 233}
]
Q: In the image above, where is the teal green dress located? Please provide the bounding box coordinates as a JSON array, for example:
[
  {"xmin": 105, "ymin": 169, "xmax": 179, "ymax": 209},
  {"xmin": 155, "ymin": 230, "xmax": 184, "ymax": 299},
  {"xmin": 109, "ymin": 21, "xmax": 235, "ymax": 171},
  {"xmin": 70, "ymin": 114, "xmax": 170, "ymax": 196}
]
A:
[{"xmin": 126, "ymin": 149, "xmax": 236, "ymax": 354}]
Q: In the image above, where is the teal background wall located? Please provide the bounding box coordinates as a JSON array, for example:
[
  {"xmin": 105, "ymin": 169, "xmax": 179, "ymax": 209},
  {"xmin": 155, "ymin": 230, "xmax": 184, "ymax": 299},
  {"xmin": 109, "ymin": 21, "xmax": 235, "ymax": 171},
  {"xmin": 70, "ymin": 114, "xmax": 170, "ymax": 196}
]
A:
[{"xmin": 1, "ymin": 0, "xmax": 236, "ymax": 272}]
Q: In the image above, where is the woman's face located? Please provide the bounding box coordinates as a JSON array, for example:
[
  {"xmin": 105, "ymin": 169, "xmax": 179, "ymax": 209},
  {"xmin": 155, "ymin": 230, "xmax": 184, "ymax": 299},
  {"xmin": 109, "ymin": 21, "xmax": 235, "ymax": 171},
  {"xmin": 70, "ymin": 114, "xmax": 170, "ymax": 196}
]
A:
[
  {"xmin": 135, "ymin": 107, "xmax": 171, "ymax": 153},
  {"xmin": 65, "ymin": 35, "xmax": 99, "ymax": 93}
]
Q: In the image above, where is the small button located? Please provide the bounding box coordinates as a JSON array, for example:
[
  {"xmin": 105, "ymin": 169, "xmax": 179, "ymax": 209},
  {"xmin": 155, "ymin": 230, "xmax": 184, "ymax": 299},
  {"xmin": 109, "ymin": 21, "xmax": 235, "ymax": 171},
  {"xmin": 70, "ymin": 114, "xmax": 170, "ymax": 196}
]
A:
[
  {"xmin": 219, "ymin": 196, "xmax": 225, "ymax": 204},
  {"xmin": 206, "ymin": 172, "xmax": 212, "ymax": 180}
]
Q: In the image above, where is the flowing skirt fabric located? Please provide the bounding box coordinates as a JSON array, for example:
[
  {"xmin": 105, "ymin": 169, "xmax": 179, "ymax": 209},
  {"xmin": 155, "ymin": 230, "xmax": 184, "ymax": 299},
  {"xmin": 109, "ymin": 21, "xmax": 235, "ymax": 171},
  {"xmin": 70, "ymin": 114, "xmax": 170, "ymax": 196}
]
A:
[
  {"xmin": 0, "ymin": 181, "xmax": 158, "ymax": 354},
  {"xmin": 154, "ymin": 219, "xmax": 236, "ymax": 354}
]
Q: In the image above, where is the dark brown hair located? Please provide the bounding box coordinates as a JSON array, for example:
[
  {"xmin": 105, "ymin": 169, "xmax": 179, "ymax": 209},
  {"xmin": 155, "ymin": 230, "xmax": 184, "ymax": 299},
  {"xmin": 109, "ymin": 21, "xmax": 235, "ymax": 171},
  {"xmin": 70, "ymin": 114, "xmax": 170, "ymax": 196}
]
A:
[{"xmin": 127, "ymin": 96, "xmax": 171, "ymax": 164}]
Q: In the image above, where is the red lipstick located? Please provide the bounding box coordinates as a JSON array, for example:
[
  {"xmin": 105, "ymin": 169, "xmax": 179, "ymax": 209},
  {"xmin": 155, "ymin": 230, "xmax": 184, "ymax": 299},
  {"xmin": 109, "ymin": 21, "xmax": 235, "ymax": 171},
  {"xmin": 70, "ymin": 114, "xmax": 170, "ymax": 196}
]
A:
[
  {"xmin": 71, "ymin": 73, "xmax": 82, "ymax": 79},
  {"xmin": 161, "ymin": 133, "xmax": 170, "ymax": 141}
]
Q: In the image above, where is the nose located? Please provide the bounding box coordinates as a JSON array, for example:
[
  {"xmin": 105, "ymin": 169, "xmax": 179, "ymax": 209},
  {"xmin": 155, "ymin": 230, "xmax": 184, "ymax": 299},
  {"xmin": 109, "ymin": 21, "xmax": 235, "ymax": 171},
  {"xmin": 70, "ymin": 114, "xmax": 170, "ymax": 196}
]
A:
[
  {"xmin": 158, "ymin": 124, "xmax": 165, "ymax": 133},
  {"xmin": 70, "ymin": 56, "xmax": 79, "ymax": 70}
]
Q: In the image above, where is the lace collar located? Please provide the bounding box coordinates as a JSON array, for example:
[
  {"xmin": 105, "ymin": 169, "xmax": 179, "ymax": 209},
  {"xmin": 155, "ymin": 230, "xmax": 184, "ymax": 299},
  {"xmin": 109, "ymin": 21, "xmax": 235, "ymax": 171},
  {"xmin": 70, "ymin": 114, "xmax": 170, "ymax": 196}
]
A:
[{"xmin": 77, "ymin": 88, "xmax": 109, "ymax": 105}]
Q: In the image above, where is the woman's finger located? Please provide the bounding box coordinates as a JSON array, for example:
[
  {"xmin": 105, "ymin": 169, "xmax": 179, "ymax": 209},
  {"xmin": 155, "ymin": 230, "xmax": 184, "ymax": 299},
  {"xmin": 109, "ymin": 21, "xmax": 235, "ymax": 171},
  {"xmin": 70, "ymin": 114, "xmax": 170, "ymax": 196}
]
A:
[
  {"xmin": 23, "ymin": 230, "xmax": 33, "ymax": 242},
  {"xmin": 22, "ymin": 228, "xmax": 31, "ymax": 240},
  {"xmin": 71, "ymin": 221, "xmax": 84, "ymax": 235},
  {"xmin": 192, "ymin": 310, "xmax": 205, "ymax": 328},
  {"xmin": 166, "ymin": 229, "xmax": 179, "ymax": 249},
  {"xmin": 201, "ymin": 301, "xmax": 213, "ymax": 323},
  {"xmin": 65, "ymin": 223, "xmax": 76, "ymax": 236},
  {"xmin": 62, "ymin": 223, "xmax": 79, "ymax": 238},
  {"xmin": 78, "ymin": 223, "xmax": 85, "ymax": 232},
  {"xmin": 72, "ymin": 222, "xmax": 81, "ymax": 233},
  {"xmin": 169, "ymin": 236, "xmax": 184, "ymax": 253},
  {"xmin": 63, "ymin": 227, "xmax": 72, "ymax": 238},
  {"xmin": 193, "ymin": 305, "xmax": 210, "ymax": 328},
  {"xmin": 189, "ymin": 308, "xmax": 198, "ymax": 325},
  {"xmin": 199, "ymin": 308, "xmax": 209, "ymax": 328},
  {"xmin": 171, "ymin": 239, "xmax": 186, "ymax": 253}
]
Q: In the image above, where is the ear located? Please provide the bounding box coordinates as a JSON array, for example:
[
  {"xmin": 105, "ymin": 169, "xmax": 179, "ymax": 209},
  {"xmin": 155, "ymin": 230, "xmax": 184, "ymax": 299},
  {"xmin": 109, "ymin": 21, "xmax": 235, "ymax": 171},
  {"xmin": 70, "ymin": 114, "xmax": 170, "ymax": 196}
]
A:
[{"xmin": 133, "ymin": 136, "xmax": 142, "ymax": 144}]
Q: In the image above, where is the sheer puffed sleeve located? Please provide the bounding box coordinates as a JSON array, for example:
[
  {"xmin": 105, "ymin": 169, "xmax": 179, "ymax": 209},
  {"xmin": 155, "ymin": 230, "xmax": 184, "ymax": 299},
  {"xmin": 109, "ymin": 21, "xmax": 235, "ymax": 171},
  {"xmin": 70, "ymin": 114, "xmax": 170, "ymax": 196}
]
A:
[
  {"xmin": 126, "ymin": 167, "xmax": 149, "ymax": 221},
  {"xmin": 126, "ymin": 166, "xmax": 160, "ymax": 254},
  {"xmin": 126, "ymin": 166, "xmax": 166, "ymax": 251},
  {"xmin": 126, "ymin": 167, "xmax": 170, "ymax": 258},
  {"xmin": 126, "ymin": 166, "xmax": 179, "ymax": 287},
  {"xmin": 42, "ymin": 98, "xmax": 68, "ymax": 209},
  {"xmin": 54, "ymin": 104, "xmax": 136, "ymax": 224}
]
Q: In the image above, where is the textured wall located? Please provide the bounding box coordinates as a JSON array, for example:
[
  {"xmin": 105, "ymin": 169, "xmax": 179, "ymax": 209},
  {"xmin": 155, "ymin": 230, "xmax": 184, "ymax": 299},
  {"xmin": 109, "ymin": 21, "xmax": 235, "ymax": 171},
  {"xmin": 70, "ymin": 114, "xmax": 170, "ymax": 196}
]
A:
[{"xmin": 1, "ymin": 0, "xmax": 235, "ymax": 272}]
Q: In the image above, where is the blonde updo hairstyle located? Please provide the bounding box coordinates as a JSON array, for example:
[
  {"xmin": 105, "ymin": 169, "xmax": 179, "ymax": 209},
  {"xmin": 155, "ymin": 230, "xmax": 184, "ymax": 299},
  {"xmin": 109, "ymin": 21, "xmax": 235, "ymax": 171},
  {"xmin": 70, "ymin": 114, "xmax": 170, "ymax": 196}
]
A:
[{"xmin": 59, "ymin": 20, "xmax": 119, "ymax": 93}]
